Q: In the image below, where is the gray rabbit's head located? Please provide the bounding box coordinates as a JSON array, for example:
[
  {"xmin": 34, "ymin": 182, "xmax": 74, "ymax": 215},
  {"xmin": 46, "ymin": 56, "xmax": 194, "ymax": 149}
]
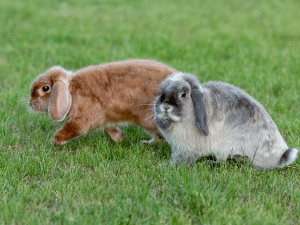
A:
[{"xmin": 154, "ymin": 72, "xmax": 209, "ymax": 135}]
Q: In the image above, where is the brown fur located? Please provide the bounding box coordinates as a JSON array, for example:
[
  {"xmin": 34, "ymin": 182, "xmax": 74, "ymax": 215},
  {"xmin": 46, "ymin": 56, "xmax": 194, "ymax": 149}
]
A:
[{"xmin": 29, "ymin": 59, "xmax": 176, "ymax": 145}]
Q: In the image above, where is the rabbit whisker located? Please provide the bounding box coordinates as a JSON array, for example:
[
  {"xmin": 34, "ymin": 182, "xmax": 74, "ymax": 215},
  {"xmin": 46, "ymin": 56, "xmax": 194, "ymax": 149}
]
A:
[
  {"xmin": 138, "ymin": 103, "xmax": 154, "ymax": 106},
  {"xmin": 140, "ymin": 108, "xmax": 154, "ymax": 112},
  {"xmin": 145, "ymin": 114, "xmax": 154, "ymax": 121},
  {"xmin": 17, "ymin": 91, "xmax": 29, "ymax": 97}
]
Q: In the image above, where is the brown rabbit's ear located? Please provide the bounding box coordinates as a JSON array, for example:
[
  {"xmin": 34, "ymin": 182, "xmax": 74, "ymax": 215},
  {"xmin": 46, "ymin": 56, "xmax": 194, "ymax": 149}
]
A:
[{"xmin": 48, "ymin": 80, "xmax": 72, "ymax": 122}]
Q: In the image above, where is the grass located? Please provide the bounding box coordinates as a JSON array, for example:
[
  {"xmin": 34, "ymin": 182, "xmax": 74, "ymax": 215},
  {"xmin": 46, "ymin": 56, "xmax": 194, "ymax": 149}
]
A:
[{"xmin": 0, "ymin": 0, "xmax": 300, "ymax": 224}]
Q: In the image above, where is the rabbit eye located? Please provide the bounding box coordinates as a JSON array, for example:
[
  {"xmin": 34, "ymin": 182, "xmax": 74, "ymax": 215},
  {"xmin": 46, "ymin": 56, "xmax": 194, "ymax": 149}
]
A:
[
  {"xmin": 160, "ymin": 94, "xmax": 165, "ymax": 102},
  {"xmin": 42, "ymin": 86, "xmax": 50, "ymax": 92},
  {"xmin": 181, "ymin": 92, "xmax": 186, "ymax": 98}
]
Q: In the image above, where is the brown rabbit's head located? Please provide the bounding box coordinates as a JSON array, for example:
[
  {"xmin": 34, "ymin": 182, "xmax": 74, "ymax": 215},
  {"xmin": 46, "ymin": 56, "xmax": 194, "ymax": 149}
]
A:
[{"xmin": 30, "ymin": 66, "xmax": 73, "ymax": 122}]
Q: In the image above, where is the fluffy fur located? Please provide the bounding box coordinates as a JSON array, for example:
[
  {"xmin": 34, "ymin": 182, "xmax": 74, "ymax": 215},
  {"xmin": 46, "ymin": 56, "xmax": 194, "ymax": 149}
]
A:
[
  {"xmin": 29, "ymin": 59, "xmax": 176, "ymax": 145},
  {"xmin": 154, "ymin": 72, "xmax": 298, "ymax": 169}
]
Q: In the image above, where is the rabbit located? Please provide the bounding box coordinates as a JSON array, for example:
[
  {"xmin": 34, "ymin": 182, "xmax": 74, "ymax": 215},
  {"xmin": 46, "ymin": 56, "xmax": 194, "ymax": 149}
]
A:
[
  {"xmin": 153, "ymin": 72, "xmax": 298, "ymax": 169},
  {"xmin": 29, "ymin": 59, "xmax": 176, "ymax": 145}
]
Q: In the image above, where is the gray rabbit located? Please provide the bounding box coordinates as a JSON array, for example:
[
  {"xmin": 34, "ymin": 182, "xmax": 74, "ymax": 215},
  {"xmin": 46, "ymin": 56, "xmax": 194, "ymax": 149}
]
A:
[{"xmin": 153, "ymin": 72, "xmax": 298, "ymax": 169}]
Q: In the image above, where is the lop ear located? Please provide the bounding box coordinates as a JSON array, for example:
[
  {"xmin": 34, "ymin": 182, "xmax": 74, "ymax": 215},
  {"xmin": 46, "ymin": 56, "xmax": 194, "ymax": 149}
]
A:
[
  {"xmin": 48, "ymin": 80, "xmax": 72, "ymax": 122},
  {"xmin": 191, "ymin": 89, "xmax": 209, "ymax": 136},
  {"xmin": 182, "ymin": 73, "xmax": 209, "ymax": 136}
]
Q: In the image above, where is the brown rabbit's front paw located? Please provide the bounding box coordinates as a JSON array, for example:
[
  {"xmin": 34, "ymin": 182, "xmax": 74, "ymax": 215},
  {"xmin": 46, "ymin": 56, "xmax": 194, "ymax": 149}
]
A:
[
  {"xmin": 51, "ymin": 137, "xmax": 68, "ymax": 146},
  {"xmin": 51, "ymin": 121, "xmax": 82, "ymax": 145},
  {"xmin": 51, "ymin": 131, "xmax": 70, "ymax": 145}
]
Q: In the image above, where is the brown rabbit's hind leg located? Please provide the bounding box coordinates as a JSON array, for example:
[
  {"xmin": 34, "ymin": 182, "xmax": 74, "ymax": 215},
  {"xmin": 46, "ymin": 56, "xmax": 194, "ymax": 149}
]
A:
[{"xmin": 104, "ymin": 127, "xmax": 126, "ymax": 143}]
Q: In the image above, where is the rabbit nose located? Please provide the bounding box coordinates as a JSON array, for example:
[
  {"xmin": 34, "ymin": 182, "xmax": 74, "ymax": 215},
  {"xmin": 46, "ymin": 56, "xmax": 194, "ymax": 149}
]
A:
[{"xmin": 163, "ymin": 105, "xmax": 171, "ymax": 110}]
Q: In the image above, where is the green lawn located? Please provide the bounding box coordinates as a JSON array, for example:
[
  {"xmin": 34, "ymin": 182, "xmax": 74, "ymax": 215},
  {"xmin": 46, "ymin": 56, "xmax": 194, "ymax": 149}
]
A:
[{"xmin": 0, "ymin": 0, "xmax": 300, "ymax": 224}]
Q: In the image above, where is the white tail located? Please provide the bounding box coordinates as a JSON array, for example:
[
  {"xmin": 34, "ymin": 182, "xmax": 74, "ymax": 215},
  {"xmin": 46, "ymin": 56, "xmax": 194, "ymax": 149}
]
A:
[{"xmin": 277, "ymin": 148, "xmax": 298, "ymax": 168}]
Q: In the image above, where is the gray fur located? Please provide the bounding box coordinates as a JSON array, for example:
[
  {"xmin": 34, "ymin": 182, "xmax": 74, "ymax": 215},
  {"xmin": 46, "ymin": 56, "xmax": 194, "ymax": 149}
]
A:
[
  {"xmin": 154, "ymin": 72, "xmax": 298, "ymax": 169},
  {"xmin": 190, "ymin": 89, "xmax": 209, "ymax": 135}
]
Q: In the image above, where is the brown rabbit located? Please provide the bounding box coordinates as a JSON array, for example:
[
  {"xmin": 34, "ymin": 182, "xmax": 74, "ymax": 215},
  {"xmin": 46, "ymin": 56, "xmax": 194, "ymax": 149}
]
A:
[{"xmin": 29, "ymin": 59, "xmax": 176, "ymax": 145}]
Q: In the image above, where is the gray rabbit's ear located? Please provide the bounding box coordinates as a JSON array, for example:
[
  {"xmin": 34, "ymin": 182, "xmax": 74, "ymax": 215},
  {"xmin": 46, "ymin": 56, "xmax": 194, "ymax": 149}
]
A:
[
  {"xmin": 191, "ymin": 89, "xmax": 209, "ymax": 136},
  {"xmin": 183, "ymin": 74, "xmax": 209, "ymax": 136},
  {"xmin": 48, "ymin": 80, "xmax": 72, "ymax": 122}
]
